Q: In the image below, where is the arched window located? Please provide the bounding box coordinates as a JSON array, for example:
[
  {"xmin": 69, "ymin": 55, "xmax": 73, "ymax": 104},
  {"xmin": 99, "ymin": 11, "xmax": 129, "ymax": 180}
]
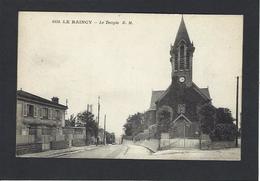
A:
[
  {"xmin": 179, "ymin": 45, "xmax": 185, "ymax": 70},
  {"xmin": 186, "ymin": 51, "xmax": 190, "ymax": 69},
  {"xmin": 174, "ymin": 53, "xmax": 178, "ymax": 71}
]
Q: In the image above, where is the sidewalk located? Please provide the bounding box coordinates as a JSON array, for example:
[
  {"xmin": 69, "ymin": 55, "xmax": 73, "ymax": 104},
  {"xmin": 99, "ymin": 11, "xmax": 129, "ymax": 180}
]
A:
[
  {"xmin": 17, "ymin": 145, "xmax": 103, "ymax": 158},
  {"xmin": 152, "ymin": 147, "xmax": 241, "ymax": 160}
]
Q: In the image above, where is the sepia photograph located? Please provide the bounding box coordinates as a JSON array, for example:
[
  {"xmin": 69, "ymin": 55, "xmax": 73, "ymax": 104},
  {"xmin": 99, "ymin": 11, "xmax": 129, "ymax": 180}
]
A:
[{"xmin": 16, "ymin": 12, "xmax": 243, "ymax": 160}]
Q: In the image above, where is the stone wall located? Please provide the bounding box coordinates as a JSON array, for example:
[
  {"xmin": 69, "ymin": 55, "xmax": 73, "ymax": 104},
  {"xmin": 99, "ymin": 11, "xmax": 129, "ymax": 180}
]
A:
[
  {"xmin": 201, "ymin": 140, "xmax": 237, "ymax": 150},
  {"xmin": 134, "ymin": 139, "xmax": 159, "ymax": 152},
  {"xmin": 50, "ymin": 140, "xmax": 70, "ymax": 150},
  {"xmin": 160, "ymin": 138, "xmax": 199, "ymax": 150},
  {"xmin": 16, "ymin": 143, "xmax": 42, "ymax": 155},
  {"xmin": 16, "ymin": 126, "xmax": 87, "ymax": 155},
  {"xmin": 200, "ymin": 134, "xmax": 239, "ymax": 150},
  {"xmin": 16, "ymin": 135, "xmax": 35, "ymax": 145},
  {"xmin": 72, "ymin": 139, "xmax": 86, "ymax": 147},
  {"xmin": 133, "ymin": 134, "xmax": 239, "ymax": 152}
]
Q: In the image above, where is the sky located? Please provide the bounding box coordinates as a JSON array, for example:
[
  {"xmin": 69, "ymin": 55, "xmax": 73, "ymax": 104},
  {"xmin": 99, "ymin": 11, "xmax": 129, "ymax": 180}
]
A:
[{"xmin": 17, "ymin": 12, "xmax": 243, "ymax": 137}]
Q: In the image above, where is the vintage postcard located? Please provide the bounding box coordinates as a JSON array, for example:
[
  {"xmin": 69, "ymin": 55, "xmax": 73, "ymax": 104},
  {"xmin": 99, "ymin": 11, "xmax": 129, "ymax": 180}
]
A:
[{"xmin": 16, "ymin": 12, "xmax": 243, "ymax": 160}]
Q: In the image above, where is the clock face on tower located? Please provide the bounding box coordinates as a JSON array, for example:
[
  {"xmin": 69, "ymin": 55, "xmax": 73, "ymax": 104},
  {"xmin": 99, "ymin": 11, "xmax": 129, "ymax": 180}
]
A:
[{"xmin": 179, "ymin": 76, "xmax": 186, "ymax": 83}]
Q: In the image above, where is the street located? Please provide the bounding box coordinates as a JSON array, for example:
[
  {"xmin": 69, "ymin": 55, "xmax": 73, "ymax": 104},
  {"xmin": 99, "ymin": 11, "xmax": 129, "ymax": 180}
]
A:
[
  {"xmin": 55, "ymin": 144, "xmax": 152, "ymax": 159},
  {"xmin": 19, "ymin": 142, "xmax": 241, "ymax": 160}
]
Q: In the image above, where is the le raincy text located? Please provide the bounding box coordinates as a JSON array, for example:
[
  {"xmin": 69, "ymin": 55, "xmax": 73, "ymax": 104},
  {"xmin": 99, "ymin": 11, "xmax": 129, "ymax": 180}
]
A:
[{"xmin": 52, "ymin": 19, "xmax": 133, "ymax": 25}]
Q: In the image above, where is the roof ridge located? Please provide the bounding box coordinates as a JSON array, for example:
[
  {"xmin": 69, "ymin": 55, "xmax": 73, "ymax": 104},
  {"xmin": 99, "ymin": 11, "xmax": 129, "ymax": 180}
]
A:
[
  {"xmin": 17, "ymin": 90, "xmax": 50, "ymax": 101},
  {"xmin": 17, "ymin": 90, "xmax": 67, "ymax": 108},
  {"xmin": 192, "ymin": 83, "xmax": 211, "ymax": 100}
]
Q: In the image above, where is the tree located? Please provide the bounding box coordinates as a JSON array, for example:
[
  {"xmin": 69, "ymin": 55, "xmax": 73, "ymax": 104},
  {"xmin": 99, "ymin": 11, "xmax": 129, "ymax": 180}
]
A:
[
  {"xmin": 156, "ymin": 110, "xmax": 171, "ymax": 150},
  {"xmin": 209, "ymin": 108, "xmax": 237, "ymax": 141},
  {"xmin": 123, "ymin": 122, "xmax": 133, "ymax": 136},
  {"xmin": 157, "ymin": 110, "xmax": 171, "ymax": 133},
  {"xmin": 210, "ymin": 123, "xmax": 237, "ymax": 141},
  {"xmin": 77, "ymin": 110, "xmax": 98, "ymax": 144},
  {"xmin": 198, "ymin": 103, "xmax": 216, "ymax": 134},
  {"xmin": 123, "ymin": 112, "xmax": 144, "ymax": 137},
  {"xmin": 65, "ymin": 114, "xmax": 76, "ymax": 127},
  {"xmin": 216, "ymin": 108, "xmax": 234, "ymax": 124}
]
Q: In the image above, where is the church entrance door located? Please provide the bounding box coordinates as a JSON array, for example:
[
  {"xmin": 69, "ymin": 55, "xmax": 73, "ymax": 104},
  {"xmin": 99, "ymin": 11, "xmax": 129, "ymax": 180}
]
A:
[{"xmin": 171, "ymin": 117, "xmax": 191, "ymax": 148}]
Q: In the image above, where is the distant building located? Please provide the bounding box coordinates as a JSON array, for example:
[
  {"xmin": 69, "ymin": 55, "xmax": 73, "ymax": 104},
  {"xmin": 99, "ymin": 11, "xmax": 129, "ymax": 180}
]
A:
[{"xmin": 144, "ymin": 17, "xmax": 213, "ymax": 139}]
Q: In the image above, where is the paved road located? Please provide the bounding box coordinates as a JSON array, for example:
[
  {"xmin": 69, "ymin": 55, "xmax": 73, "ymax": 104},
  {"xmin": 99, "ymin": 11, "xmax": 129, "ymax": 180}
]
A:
[
  {"xmin": 57, "ymin": 144, "xmax": 152, "ymax": 159},
  {"xmin": 19, "ymin": 143, "xmax": 240, "ymax": 160},
  {"xmin": 56, "ymin": 143, "xmax": 240, "ymax": 160}
]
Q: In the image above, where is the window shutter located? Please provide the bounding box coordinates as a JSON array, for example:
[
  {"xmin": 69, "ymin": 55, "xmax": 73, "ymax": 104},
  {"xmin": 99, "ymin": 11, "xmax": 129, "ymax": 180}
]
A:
[
  {"xmin": 48, "ymin": 108, "xmax": 52, "ymax": 119},
  {"xmin": 51, "ymin": 109, "xmax": 53, "ymax": 119},
  {"xmin": 40, "ymin": 108, "xmax": 43, "ymax": 118},
  {"xmin": 34, "ymin": 106, "xmax": 38, "ymax": 117},
  {"xmin": 57, "ymin": 111, "xmax": 60, "ymax": 120},
  {"xmin": 38, "ymin": 107, "xmax": 42, "ymax": 118},
  {"xmin": 23, "ymin": 103, "xmax": 27, "ymax": 116},
  {"xmin": 52, "ymin": 109, "xmax": 55, "ymax": 120},
  {"xmin": 40, "ymin": 108, "xmax": 44, "ymax": 118}
]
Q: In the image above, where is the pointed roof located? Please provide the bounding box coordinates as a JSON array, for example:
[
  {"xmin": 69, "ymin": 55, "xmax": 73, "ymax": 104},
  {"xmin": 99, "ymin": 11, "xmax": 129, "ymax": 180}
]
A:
[
  {"xmin": 173, "ymin": 16, "xmax": 191, "ymax": 47},
  {"xmin": 172, "ymin": 113, "xmax": 192, "ymax": 124},
  {"xmin": 148, "ymin": 83, "xmax": 211, "ymax": 111}
]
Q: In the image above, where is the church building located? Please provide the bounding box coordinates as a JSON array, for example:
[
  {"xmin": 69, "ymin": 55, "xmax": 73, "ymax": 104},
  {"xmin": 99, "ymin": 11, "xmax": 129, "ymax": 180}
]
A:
[{"xmin": 144, "ymin": 17, "xmax": 213, "ymax": 139}]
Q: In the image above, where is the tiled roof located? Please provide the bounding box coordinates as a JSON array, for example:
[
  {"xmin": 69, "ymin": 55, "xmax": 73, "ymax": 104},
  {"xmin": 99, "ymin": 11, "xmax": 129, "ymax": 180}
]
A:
[{"xmin": 17, "ymin": 90, "xmax": 67, "ymax": 109}]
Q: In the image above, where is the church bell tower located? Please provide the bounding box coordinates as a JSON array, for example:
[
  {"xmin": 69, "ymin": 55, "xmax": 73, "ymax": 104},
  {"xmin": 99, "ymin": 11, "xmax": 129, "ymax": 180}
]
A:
[{"xmin": 170, "ymin": 16, "xmax": 195, "ymax": 87}]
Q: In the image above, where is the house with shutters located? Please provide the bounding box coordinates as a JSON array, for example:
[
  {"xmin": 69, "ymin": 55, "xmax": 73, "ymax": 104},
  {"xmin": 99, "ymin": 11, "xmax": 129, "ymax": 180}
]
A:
[
  {"xmin": 144, "ymin": 17, "xmax": 213, "ymax": 140},
  {"xmin": 16, "ymin": 90, "xmax": 68, "ymax": 153}
]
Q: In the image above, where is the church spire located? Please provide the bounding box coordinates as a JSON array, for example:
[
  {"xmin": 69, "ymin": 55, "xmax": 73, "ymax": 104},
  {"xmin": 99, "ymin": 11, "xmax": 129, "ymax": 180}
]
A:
[
  {"xmin": 173, "ymin": 16, "xmax": 191, "ymax": 47},
  {"xmin": 170, "ymin": 16, "xmax": 195, "ymax": 87}
]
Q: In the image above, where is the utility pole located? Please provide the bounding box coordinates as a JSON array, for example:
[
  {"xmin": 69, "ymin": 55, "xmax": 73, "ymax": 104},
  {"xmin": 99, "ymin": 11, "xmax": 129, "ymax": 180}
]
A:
[
  {"xmin": 103, "ymin": 114, "xmax": 106, "ymax": 145},
  {"xmin": 96, "ymin": 96, "xmax": 100, "ymax": 145},
  {"xmin": 87, "ymin": 104, "xmax": 89, "ymax": 112},
  {"xmin": 235, "ymin": 76, "xmax": 239, "ymax": 147}
]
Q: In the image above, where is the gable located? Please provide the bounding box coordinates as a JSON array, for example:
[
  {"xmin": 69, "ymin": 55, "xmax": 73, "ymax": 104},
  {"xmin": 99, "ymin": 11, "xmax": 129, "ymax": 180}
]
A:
[
  {"xmin": 172, "ymin": 113, "xmax": 192, "ymax": 124},
  {"xmin": 148, "ymin": 81, "xmax": 212, "ymax": 112}
]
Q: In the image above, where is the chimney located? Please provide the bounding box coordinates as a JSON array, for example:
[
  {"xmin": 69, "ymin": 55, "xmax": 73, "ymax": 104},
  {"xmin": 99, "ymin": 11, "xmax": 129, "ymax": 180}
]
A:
[{"xmin": 52, "ymin": 97, "xmax": 59, "ymax": 104}]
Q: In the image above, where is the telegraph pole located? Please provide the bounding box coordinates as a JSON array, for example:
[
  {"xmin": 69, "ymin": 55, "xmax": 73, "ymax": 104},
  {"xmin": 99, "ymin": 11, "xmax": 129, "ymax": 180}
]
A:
[
  {"xmin": 103, "ymin": 114, "xmax": 106, "ymax": 145},
  {"xmin": 96, "ymin": 96, "xmax": 100, "ymax": 145},
  {"xmin": 235, "ymin": 76, "xmax": 239, "ymax": 147}
]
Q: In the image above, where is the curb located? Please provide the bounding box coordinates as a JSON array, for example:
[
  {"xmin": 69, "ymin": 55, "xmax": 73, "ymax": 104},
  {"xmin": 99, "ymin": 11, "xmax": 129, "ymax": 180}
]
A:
[
  {"xmin": 48, "ymin": 145, "xmax": 103, "ymax": 157},
  {"xmin": 134, "ymin": 144, "xmax": 156, "ymax": 153},
  {"xmin": 18, "ymin": 145, "xmax": 103, "ymax": 158}
]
